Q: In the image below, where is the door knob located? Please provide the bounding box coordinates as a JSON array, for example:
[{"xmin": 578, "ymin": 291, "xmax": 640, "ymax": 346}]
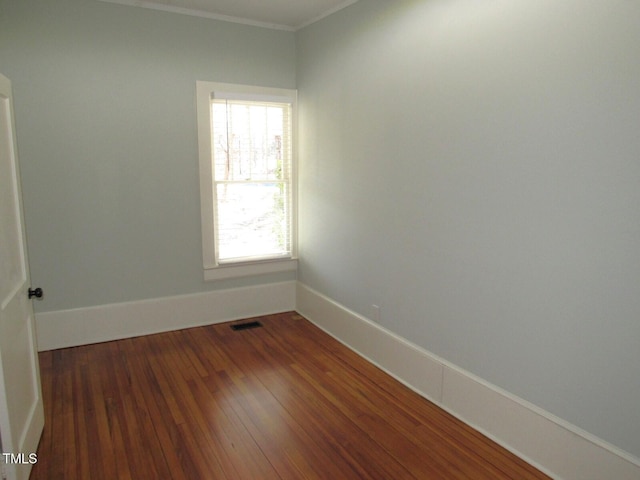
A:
[{"xmin": 28, "ymin": 287, "xmax": 43, "ymax": 299}]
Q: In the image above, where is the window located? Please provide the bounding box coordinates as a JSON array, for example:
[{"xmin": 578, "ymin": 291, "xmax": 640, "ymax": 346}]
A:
[{"xmin": 196, "ymin": 81, "xmax": 297, "ymax": 280}]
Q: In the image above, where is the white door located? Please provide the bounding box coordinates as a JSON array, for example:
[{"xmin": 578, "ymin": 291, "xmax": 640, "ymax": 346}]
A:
[{"xmin": 0, "ymin": 73, "xmax": 44, "ymax": 480}]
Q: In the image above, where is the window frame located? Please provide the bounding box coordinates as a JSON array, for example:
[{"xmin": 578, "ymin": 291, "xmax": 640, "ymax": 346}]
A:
[{"xmin": 196, "ymin": 81, "xmax": 298, "ymax": 281}]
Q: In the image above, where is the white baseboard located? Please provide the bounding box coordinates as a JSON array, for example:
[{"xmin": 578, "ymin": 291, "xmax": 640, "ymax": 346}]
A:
[
  {"xmin": 35, "ymin": 281, "xmax": 296, "ymax": 351},
  {"xmin": 296, "ymin": 282, "xmax": 640, "ymax": 480}
]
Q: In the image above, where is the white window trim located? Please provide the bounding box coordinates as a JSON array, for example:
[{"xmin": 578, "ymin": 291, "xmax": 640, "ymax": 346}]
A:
[{"xmin": 196, "ymin": 81, "xmax": 298, "ymax": 281}]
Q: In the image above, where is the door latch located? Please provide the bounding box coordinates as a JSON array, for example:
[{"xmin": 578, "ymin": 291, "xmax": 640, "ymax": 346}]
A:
[{"xmin": 28, "ymin": 287, "xmax": 43, "ymax": 299}]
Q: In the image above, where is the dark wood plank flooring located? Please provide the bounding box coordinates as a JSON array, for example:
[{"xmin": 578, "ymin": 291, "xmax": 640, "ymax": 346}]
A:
[{"xmin": 31, "ymin": 312, "xmax": 550, "ymax": 479}]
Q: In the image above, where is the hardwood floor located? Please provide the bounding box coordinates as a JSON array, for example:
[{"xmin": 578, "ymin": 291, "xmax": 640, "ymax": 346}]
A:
[{"xmin": 31, "ymin": 312, "xmax": 550, "ymax": 479}]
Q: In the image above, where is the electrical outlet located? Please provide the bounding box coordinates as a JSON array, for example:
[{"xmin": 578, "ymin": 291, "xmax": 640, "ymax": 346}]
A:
[{"xmin": 371, "ymin": 304, "xmax": 380, "ymax": 323}]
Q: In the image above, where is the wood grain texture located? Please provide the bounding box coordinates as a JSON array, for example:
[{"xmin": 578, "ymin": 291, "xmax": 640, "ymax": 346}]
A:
[{"xmin": 31, "ymin": 312, "xmax": 550, "ymax": 479}]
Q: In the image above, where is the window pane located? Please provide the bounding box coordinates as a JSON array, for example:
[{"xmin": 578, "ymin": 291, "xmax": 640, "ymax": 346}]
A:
[
  {"xmin": 215, "ymin": 182, "xmax": 290, "ymax": 262},
  {"xmin": 212, "ymin": 101, "xmax": 290, "ymax": 183}
]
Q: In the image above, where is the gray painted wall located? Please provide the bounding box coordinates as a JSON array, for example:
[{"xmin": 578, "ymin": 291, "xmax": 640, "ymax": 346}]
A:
[
  {"xmin": 0, "ymin": 0, "xmax": 296, "ymax": 312},
  {"xmin": 296, "ymin": 0, "xmax": 640, "ymax": 459}
]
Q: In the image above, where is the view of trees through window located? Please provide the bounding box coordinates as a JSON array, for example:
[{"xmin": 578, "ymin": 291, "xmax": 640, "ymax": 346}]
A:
[{"xmin": 211, "ymin": 100, "xmax": 291, "ymax": 262}]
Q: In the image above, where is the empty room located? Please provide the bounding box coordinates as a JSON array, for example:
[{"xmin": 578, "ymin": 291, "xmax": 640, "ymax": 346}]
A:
[{"xmin": 1, "ymin": 0, "xmax": 639, "ymax": 478}]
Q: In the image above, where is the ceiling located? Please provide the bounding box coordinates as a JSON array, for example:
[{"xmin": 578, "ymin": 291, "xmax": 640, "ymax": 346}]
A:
[{"xmin": 99, "ymin": 0, "xmax": 359, "ymax": 31}]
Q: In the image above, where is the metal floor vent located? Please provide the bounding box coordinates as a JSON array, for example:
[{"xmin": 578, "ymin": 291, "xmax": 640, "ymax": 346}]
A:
[{"xmin": 230, "ymin": 321, "xmax": 263, "ymax": 331}]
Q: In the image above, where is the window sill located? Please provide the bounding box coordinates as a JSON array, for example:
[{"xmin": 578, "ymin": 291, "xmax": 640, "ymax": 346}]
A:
[{"xmin": 204, "ymin": 258, "xmax": 298, "ymax": 281}]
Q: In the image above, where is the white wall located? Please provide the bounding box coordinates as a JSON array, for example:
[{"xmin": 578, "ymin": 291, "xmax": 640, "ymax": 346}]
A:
[
  {"xmin": 0, "ymin": 0, "xmax": 297, "ymax": 313},
  {"xmin": 296, "ymin": 0, "xmax": 640, "ymax": 460}
]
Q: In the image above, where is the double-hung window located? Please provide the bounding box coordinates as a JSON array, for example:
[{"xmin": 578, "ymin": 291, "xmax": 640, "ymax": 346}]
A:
[{"xmin": 196, "ymin": 82, "xmax": 297, "ymax": 280}]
